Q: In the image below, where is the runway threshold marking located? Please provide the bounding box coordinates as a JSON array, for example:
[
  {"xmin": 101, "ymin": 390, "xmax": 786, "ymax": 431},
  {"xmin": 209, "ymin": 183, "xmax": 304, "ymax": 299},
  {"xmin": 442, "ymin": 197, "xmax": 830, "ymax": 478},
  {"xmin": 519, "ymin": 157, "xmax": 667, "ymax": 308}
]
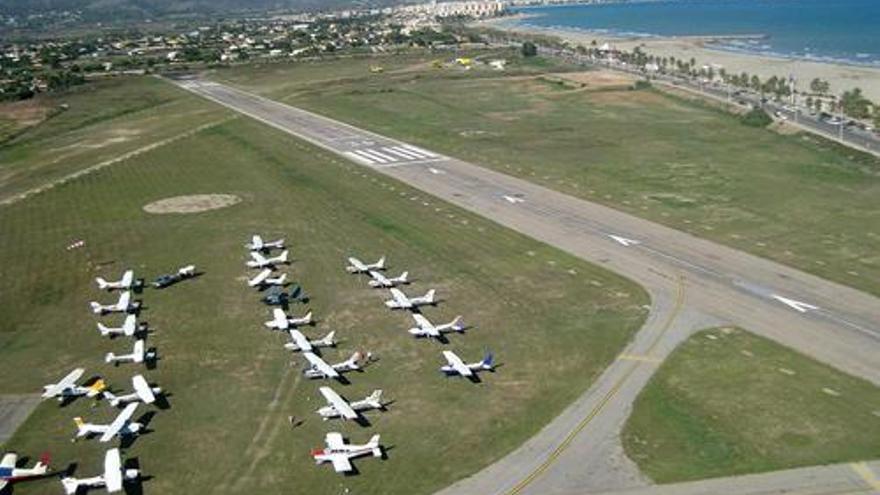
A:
[
  {"xmin": 505, "ymin": 275, "xmax": 686, "ymax": 495},
  {"xmin": 851, "ymin": 462, "xmax": 880, "ymax": 492}
]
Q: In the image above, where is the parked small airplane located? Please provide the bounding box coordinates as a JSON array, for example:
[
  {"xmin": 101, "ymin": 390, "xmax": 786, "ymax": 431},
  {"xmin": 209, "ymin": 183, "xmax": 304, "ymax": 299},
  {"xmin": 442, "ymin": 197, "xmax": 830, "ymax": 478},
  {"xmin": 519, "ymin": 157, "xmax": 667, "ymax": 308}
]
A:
[
  {"xmin": 73, "ymin": 403, "xmax": 141, "ymax": 443},
  {"xmin": 284, "ymin": 329, "xmax": 335, "ymax": 353},
  {"xmin": 408, "ymin": 314, "xmax": 464, "ymax": 340},
  {"xmin": 346, "ymin": 256, "xmax": 385, "ymax": 274},
  {"xmin": 247, "ymin": 250, "xmax": 289, "ymax": 269},
  {"xmin": 302, "ymin": 352, "xmax": 362, "ymax": 380},
  {"xmin": 246, "ymin": 235, "xmax": 285, "ymax": 252},
  {"xmin": 95, "ymin": 270, "xmax": 135, "ymax": 291},
  {"xmin": 311, "ymin": 432, "xmax": 383, "ymax": 473},
  {"xmin": 97, "ymin": 314, "xmax": 141, "ymax": 338},
  {"xmin": 60, "ymin": 448, "xmax": 139, "ymax": 494},
  {"xmin": 265, "ymin": 308, "xmax": 312, "ymax": 331},
  {"xmin": 90, "ymin": 291, "xmax": 139, "ymax": 315},
  {"xmin": 153, "ymin": 265, "xmax": 196, "ymax": 288},
  {"xmin": 384, "ymin": 288, "xmax": 436, "ymax": 310},
  {"xmin": 42, "ymin": 368, "xmax": 105, "ymax": 401},
  {"xmin": 0, "ymin": 452, "xmax": 50, "ymax": 491},
  {"xmin": 105, "ymin": 340, "xmax": 154, "ymax": 365},
  {"xmin": 440, "ymin": 350, "xmax": 494, "ymax": 381},
  {"xmin": 367, "ymin": 270, "xmax": 408, "ymax": 288},
  {"xmin": 261, "ymin": 285, "xmax": 308, "ymax": 306},
  {"xmin": 104, "ymin": 375, "xmax": 161, "ymax": 407},
  {"xmin": 248, "ymin": 268, "xmax": 287, "ymax": 288},
  {"xmin": 317, "ymin": 387, "xmax": 384, "ymax": 421}
]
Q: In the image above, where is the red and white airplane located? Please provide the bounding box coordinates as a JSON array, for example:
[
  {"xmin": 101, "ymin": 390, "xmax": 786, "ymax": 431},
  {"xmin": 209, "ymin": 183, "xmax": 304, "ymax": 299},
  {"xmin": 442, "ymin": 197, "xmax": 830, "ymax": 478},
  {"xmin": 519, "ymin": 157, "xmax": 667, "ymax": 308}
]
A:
[
  {"xmin": 311, "ymin": 432, "xmax": 383, "ymax": 473},
  {"xmin": 0, "ymin": 452, "xmax": 50, "ymax": 491}
]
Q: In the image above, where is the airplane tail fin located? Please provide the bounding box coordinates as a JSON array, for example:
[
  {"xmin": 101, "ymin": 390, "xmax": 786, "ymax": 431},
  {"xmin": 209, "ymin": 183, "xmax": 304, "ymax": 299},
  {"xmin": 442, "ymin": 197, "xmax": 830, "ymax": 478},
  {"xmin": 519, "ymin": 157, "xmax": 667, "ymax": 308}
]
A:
[
  {"xmin": 73, "ymin": 417, "xmax": 85, "ymax": 432},
  {"xmin": 34, "ymin": 452, "xmax": 50, "ymax": 473},
  {"xmin": 103, "ymin": 391, "xmax": 120, "ymax": 407},
  {"xmin": 278, "ymin": 250, "xmax": 290, "ymax": 263},
  {"xmin": 425, "ymin": 289, "xmax": 436, "ymax": 303},
  {"xmin": 90, "ymin": 302, "xmax": 103, "ymax": 314},
  {"xmin": 97, "ymin": 322, "xmax": 111, "ymax": 337},
  {"xmin": 96, "ymin": 277, "xmax": 109, "ymax": 290},
  {"xmin": 105, "ymin": 353, "xmax": 116, "ymax": 363},
  {"xmin": 397, "ymin": 271, "xmax": 409, "ymax": 283},
  {"xmin": 450, "ymin": 316, "xmax": 464, "ymax": 331},
  {"xmin": 88, "ymin": 379, "xmax": 107, "ymax": 396},
  {"xmin": 375, "ymin": 256, "xmax": 386, "ymax": 269},
  {"xmin": 481, "ymin": 352, "xmax": 495, "ymax": 370},
  {"xmin": 367, "ymin": 390, "xmax": 383, "ymax": 408},
  {"xmin": 321, "ymin": 331, "xmax": 336, "ymax": 347},
  {"xmin": 61, "ymin": 477, "xmax": 80, "ymax": 495},
  {"xmin": 368, "ymin": 434, "xmax": 382, "ymax": 456},
  {"xmin": 276, "ymin": 273, "xmax": 288, "ymax": 285}
]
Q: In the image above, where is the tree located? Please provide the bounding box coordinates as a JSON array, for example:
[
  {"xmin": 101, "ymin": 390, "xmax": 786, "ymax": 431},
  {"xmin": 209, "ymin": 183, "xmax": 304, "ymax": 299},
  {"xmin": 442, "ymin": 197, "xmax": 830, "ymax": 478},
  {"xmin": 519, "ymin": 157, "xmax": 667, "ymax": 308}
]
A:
[
  {"xmin": 521, "ymin": 41, "xmax": 537, "ymax": 58},
  {"xmin": 840, "ymin": 87, "xmax": 871, "ymax": 119},
  {"xmin": 750, "ymin": 75, "xmax": 761, "ymax": 93}
]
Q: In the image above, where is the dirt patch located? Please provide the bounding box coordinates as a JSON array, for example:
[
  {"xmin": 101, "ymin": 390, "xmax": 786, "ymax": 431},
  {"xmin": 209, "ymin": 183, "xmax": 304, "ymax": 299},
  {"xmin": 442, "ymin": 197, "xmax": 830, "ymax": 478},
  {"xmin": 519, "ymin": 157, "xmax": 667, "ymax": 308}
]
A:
[
  {"xmin": 552, "ymin": 70, "xmax": 635, "ymax": 89},
  {"xmin": 143, "ymin": 194, "xmax": 242, "ymax": 214},
  {"xmin": 0, "ymin": 98, "xmax": 54, "ymax": 127}
]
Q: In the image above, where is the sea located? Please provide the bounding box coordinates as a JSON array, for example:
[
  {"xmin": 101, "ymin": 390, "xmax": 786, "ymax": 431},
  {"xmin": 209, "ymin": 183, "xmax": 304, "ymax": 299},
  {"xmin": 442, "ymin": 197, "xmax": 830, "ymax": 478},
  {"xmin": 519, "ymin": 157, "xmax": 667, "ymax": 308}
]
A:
[{"xmin": 511, "ymin": 0, "xmax": 880, "ymax": 67}]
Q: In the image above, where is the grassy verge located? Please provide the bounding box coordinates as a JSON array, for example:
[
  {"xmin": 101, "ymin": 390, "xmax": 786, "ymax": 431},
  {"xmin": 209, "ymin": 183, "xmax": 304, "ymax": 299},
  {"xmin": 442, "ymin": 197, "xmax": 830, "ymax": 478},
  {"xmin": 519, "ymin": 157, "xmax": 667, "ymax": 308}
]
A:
[
  {"xmin": 212, "ymin": 52, "xmax": 880, "ymax": 297},
  {"xmin": 0, "ymin": 84, "xmax": 647, "ymax": 494},
  {"xmin": 623, "ymin": 327, "xmax": 880, "ymax": 483}
]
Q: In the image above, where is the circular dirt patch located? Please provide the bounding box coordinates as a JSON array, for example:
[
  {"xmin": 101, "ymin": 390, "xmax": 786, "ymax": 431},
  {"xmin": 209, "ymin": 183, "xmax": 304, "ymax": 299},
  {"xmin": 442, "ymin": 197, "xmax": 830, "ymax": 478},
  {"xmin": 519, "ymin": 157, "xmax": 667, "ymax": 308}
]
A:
[{"xmin": 143, "ymin": 194, "xmax": 241, "ymax": 214}]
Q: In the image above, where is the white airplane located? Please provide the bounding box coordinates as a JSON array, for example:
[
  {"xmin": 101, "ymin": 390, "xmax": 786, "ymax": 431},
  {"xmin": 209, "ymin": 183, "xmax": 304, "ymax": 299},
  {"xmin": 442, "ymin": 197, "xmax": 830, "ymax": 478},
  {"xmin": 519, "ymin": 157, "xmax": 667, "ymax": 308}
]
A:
[
  {"xmin": 105, "ymin": 340, "xmax": 153, "ymax": 365},
  {"xmin": 346, "ymin": 256, "xmax": 385, "ymax": 274},
  {"xmin": 440, "ymin": 350, "xmax": 494, "ymax": 380},
  {"xmin": 317, "ymin": 387, "xmax": 384, "ymax": 421},
  {"xmin": 60, "ymin": 448, "xmax": 139, "ymax": 494},
  {"xmin": 246, "ymin": 235, "xmax": 285, "ymax": 252},
  {"xmin": 409, "ymin": 314, "xmax": 464, "ymax": 340},
  {"xmin": 95, "ymin": 270, "xmax": 134, "ymax": 291},
  {"xmin": 246, "ymin": 250, "xmax": 289, "ymax": 269},
  {"xmin": 104, "ymin": 375, "xmax": 161, "ymax": 407},
  {"xmin": 73, "ymin": 403, "xmax": 142, "ymax": 443},
  {"xmin": 90, "ymin": 291, "xmax": 138, "ymax": 315},
  {"xmin": 0, "ymin": 452, "xmax": 50, "ymax": 491},
  {"xmin": 97, "ymin": 314, "xmax": 140, "ymax": 338},
  {"xmin": 367, "ymin": 270, "xmax": 408, "ymax": 288},
  {"xmin": 384, "ymin": 288, "xmax": 436, "ymax": 310},
  {"xmin": 284, "ymin": 329, "xmax": 336, "ymax": 353},
  {"xmin": 42, "ymin": 368, "xmax": 106, "ymax": 401},
  {"xmin": 247, "ymin": 268, "xmax": 287, "ymax": 288},
  {"xmin": 264, "ymin": 308, "xmax": 312, "ymax": 331},
  {"xmin": 302, "ymin": 352, "xmax": 362, "ymax": 380},
  {"xmin": 311, "ymin": 432, "xmax": 383, "ymax": 473}
]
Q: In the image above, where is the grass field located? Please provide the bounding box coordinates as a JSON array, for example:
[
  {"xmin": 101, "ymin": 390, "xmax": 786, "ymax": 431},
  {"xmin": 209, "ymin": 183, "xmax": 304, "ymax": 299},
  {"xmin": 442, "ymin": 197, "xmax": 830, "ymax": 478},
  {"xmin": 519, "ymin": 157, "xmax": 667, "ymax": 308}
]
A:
[
  {"xmin": 211, "ymin": 51, "xmax": 880, "ymax": 298},
  {"xmin": 622, "ymin": 327, "xmax": 880, "ymax": 483},
  {"xmin": 0, "ymin": 78, "xmax": 648, "ymax": 495},
  {"xmin": 0, "ymin": 76, "xmax": 230, "ymax": 203}
]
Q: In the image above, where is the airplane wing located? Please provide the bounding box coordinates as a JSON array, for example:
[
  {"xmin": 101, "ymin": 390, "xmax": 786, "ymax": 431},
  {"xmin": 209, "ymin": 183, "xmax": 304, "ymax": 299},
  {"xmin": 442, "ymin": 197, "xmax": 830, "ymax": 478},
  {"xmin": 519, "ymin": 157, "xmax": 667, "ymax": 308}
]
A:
[
  {"xmin": 117, "ymin": 291, "xmax": 131, "ymax": 308},
  {"xmin": 100, "ymin": 403, "xmax": 138, "ymax": 442},
  {"xmin": 304, "ymin": 352, "xmax": 338, "ymax": 378},
  {"xmin": 325, "ymin": 432, "xmax": 345, "ymax": 449},
  {"xmin": 249, "ymin": 268, "xmax": 271, "ymax": 286},
  {"xmin": 43, "ymin": 368, "xmax": 85, "ymax": 397},
  {"xmin": 288, "ymin": 330, "xmax": 312, "ymax": 352},
  {"xmin": 412, "ymin": 313, "xmax": 437, "ymax": 336},
  {"xmin": 251, "ymin": 235, "xmax": 261, "ymax": 249},
  {"xmin": 319, "ymin": 387, "xmax": 358, "ymax": 420},
  {"xmin": 331, "ymin": 455, "xmax": 353, "ymax": 473},
  {"xmin": 443, "ymin": 351, "xmax": 472, "ymax": 377},
  {"xmin": 132, "ymin": 374, "xmax": 156, "ymax": 404},
  {"xmin": 368, "ymin": 270, "xmax": 386, "ymax": 284},
  {"xmin": 250, "ymin": 252, "xmax": 267, "ymax": 264},
  {"xmin": 272, "ymin": 308, "xmax": 288, "ymax": 329},
  {"xmin": 390, "ymin": 288, "xmax": 408, "ymax": 306},
  {"xmin": 347, "ymin": 257, "xmax": 364, "ymax": 271},
  {"xmin": 121, "ymin": 270, "xmax": 133, "ymax": 286},
  {"xmin": 104, "ymin": 448, "xmax": 123, "ymax": 492},
  {"xmin": 1, "ymin": 452, "xmax": 17, "ymax": 469}
]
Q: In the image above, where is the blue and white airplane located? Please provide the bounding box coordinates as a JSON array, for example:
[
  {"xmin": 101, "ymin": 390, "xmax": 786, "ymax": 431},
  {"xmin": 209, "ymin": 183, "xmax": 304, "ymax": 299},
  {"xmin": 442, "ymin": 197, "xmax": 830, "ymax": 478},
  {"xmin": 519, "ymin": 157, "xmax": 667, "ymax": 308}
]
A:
[{"xmin": 440, "ymin": 350, "xmax": 494, "ymax": 381}]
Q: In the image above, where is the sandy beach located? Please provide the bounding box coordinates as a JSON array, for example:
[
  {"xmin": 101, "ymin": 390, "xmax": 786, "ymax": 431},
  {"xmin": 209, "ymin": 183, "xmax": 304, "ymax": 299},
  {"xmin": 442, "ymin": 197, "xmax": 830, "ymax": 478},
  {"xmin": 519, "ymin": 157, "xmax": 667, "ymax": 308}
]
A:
[{"xmin": 478, "ymin": 16, "xmax": 880, "ymax": 101}]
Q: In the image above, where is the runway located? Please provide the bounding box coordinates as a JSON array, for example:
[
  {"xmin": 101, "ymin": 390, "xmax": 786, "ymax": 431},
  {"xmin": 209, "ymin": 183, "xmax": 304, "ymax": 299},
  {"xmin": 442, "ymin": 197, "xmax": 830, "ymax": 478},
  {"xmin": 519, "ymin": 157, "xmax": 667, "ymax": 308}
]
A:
[{"xmin": 169, "ymin": 76, "xmax": 880, "ymax": 495}]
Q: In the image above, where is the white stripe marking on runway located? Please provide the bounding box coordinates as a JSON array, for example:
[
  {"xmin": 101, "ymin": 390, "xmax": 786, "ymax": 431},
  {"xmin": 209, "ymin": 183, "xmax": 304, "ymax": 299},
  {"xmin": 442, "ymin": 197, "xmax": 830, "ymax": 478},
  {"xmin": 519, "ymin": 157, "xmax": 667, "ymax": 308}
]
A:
[
  {"xmin": 401, "ymin": 144, "xmax": 438, "ymax": 158},
  {"xmin": 360, "ymin": 148, "xmax": 397, "ymax": 162},
  {"xmin": 354, "ymin": 149, "xmax": 388, "ymax": 163},
  {"xmin": 344, "ymin": 151, "xmax": 375, "ymax": 165},
  {"xmin": 384, "ymin": 147, "xmax": 422, "ymax": 159}
]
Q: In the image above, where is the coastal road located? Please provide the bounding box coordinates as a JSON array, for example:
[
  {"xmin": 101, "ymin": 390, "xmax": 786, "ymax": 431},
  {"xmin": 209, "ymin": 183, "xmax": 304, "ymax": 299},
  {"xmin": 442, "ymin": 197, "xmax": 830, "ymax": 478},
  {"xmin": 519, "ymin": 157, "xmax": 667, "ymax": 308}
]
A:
[{"xmin": 169, "ymin": 76, "xmax": 880, "ymax": 495}]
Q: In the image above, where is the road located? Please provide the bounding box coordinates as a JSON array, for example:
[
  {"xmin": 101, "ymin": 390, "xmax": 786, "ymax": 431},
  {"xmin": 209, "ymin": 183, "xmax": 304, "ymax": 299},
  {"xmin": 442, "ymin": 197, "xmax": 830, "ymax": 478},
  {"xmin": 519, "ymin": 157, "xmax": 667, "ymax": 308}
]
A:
[{"xmin": 169, "ymin": 76, "xmax": 880, "ymax": 495}]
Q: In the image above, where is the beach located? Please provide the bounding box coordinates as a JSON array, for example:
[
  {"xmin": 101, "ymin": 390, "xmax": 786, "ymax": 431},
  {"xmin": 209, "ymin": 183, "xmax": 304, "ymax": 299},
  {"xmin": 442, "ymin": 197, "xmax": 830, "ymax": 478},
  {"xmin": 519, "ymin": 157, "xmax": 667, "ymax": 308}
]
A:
[{"xmin": 479, "ymin": 15, "xmax": 880, "ymax": 101}]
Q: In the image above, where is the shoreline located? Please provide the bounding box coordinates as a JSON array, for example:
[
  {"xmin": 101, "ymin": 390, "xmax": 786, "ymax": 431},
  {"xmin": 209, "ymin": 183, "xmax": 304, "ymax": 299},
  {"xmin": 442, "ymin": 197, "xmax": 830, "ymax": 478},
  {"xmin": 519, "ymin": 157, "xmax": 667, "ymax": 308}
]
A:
[{"xmin": 477, "ymin": 15, "xmax": 880, "ymax": 100}]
